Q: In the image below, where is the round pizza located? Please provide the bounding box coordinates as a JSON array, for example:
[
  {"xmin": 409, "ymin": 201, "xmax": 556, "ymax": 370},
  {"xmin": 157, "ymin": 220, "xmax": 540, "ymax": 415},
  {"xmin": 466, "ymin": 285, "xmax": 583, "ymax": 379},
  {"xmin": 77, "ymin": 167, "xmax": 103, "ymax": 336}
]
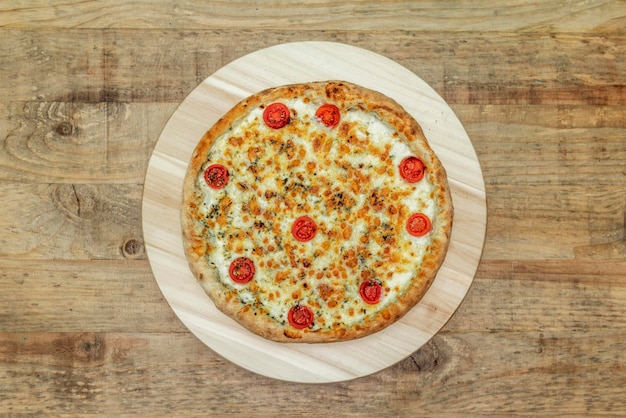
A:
[{"xmin": 181, "ymin": 81, "xmax": 453, "ymax": 343}]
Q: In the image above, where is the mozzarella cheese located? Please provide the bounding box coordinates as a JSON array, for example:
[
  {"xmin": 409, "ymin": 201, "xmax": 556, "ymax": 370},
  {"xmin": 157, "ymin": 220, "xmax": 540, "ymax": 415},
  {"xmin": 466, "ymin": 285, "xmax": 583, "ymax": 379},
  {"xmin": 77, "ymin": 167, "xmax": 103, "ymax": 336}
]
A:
[{"xmin": 194, "ymin": 96, "xmax": 436, "ymax": 330}]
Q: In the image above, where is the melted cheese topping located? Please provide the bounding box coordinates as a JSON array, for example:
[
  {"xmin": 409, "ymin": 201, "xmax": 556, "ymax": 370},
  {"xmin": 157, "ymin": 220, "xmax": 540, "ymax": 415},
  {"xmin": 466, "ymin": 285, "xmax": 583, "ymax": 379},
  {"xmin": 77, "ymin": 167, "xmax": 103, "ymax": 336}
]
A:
[{"xmin": 194, "ymin": 97, "xmax": 436, "ymax": 330}]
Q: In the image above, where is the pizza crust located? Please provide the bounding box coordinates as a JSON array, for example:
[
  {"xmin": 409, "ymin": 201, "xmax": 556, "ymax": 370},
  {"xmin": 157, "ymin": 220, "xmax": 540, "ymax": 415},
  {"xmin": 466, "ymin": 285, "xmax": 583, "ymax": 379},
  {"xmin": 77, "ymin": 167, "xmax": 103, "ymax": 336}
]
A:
[{"xmin": 181, "ymin": 81, "xmax": 453, "ymax": 343}]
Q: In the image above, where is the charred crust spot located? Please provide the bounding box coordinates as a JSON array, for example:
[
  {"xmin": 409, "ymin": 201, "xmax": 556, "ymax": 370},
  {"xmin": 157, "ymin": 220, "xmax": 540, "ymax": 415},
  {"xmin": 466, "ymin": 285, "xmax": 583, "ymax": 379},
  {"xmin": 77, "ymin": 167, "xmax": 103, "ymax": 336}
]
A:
[{"xmin": 325, "ymin": 82, "xmax": 348, "ymax": 101}]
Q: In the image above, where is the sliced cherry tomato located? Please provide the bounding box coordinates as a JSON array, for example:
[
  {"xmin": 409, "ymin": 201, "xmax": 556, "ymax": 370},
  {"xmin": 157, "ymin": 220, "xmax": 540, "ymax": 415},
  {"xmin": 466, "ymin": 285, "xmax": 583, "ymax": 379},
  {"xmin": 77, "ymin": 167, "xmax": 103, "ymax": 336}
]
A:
[
  {"xmin": 204, "ymin": 164, "xmax": 229, "ymax": 189},
  {"xmin": 399, "ymin": 156, "xmax": 425, "ymax": 183},
  {"xmin": 406, "ymin": 213, "xmax": 432, "ymax": 237},
  {"xmin": 359, "ymin": 279, "xmax": 383, "ymax": 304},
  {"xmin": 288, "ymin": 305, "xmax": 314, "ymax": 329},
  {"xmin": 315, "ymin": 103, "xmax": 340, "ymax": 128},
  {"xmin": 291, "ymin": 216, "xmax": 317, "ymax": 242},
  {"xmin": 263, "ymin": 102, "xmax": 290, "ymax": 129},
  {"xmin": 228, "ymin": 257, "xmax": 255, "ymax": 284}
]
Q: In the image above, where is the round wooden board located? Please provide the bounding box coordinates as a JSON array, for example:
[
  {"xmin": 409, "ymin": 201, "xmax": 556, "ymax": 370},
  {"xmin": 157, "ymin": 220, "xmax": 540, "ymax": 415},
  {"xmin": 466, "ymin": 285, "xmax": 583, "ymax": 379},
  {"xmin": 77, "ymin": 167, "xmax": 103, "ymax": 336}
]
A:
[{"xmin": 142, "ymin": 41, "xmax": 486, "ymax": 383}]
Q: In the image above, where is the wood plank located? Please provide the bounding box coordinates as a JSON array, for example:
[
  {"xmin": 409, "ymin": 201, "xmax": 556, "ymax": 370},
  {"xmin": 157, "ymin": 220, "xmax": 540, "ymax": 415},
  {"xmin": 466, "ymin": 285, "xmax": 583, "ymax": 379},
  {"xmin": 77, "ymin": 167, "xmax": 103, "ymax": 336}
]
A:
[
  {"xmin": 0, "ymin": 1, "xmax": 624, "ymax": 33},
  {"xmin": 0, "ymin": 329, "xmax": 624, "ymax": 414},
  {"xmin": 2, "ymin": 258, "xmax": 624, "ymax": 337},
  {"xmin": 456, "ymin": 104, "xmax": 626, "ymax": 259},
  {"xmin": 456, "ymin": 103, "xmax": 626, "ymax": 129},
  {"xmin": 471, "ymin": 124, "xmax": 626, "ymax": 187},
  {"xmin": 0, "ymin": 259, "xmax": 183, "ymax": 333},
  {"xmin": 0, "ymin": 183, "xmax": 144, "ymax": 259},
  {"xmin": 0, "ymin": 101, "xmax": 175, "ymax": 183},
  {"xmin": 447, "ymin": 259, "xmax": 626, "ymax": 332},
  {"xmin": 483, "ymin": 184, "xmax": 625, "ymax": 259},
  {"xmin": 1, "ymin": 30, "xmax": 624, "ymax": 105}
]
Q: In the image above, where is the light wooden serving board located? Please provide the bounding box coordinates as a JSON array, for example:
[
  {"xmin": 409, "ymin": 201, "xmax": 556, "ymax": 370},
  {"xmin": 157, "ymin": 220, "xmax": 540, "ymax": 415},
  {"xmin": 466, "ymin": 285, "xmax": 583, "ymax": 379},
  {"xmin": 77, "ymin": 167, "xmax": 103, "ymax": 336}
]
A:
[{"xmin": 142, "ymin": 42, "xmax": 486, "ymax": 383}]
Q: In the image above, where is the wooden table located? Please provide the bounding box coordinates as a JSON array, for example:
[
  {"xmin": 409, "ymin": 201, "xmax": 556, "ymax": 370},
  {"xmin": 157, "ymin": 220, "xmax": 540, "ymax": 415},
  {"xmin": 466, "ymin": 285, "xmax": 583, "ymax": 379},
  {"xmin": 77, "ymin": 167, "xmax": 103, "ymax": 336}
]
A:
[{"xmin": 1, "ymin": 1, "xmax": 624, "ymax": 415}]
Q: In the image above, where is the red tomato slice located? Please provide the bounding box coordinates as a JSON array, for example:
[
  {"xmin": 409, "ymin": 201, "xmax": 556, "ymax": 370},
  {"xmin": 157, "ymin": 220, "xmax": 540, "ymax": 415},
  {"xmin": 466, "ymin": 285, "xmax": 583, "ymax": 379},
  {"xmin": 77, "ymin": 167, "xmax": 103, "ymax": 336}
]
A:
[
  {"xmin": 406, "ymin": 213, "xmax": 432, "ymax": 237},
  {"xmin": 263, "ymin": 102, "xmax": 290, "ymax": 129},
  {"xmin": 204, "ymin": 164, "xmax": 229, "ymax": 189},
  {"xmin": 315, "ymin": 103, "xmax": 340, "ymax": 128},
  {"xmin": 288, "ymin": 305, "xmax": 314, "ymax": 329},
  {"xmin": 228, "ymin": 257, "xmax": 255, "ymax": 284},
  {"xmin": 359, "ymin": 280, "xmax": 383, "ymax": 304},
  {"xmin": 291, "ymin": 216, "xmax": 317, "ymax": 242},
  {"xmin": 399, "ymin": 156, "xmax": 425, "ymax": 183}
]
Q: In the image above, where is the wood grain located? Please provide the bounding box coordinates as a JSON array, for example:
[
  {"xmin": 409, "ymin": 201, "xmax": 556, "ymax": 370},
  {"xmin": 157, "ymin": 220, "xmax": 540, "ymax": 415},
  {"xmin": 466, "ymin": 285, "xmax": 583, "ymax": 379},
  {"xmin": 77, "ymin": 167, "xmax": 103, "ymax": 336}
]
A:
[
  {"xmin": 0, "ymin": 183, "xmax": 143, "ymax": 259},
  {"xmin": 1, "ymin": 329, "xmax": 625, "ymax": 414},
  {"xmin": 462, "ymin": 104, "xmax": 626, "ymax": 260},
  {"xmin": 1, "ymin": 1, "xmax": 624, "ymax": 32},
  {"xmin": 0, "ymin": 259, "xmax": 181, "ymax": 333},
  {"xmin": 0, "ymin": 0, "xmax": 625, "ymax": 414},
  {"xmin": 1, "ymin": 30, "xmax": 623, "ymax": 105},
  {"xmin": 450, "ymin": 260, "xmax": 626, "ymax": 332},
  {"xmin": 0, "ymin": 101, "xmax": 174, "ymax": 182}
]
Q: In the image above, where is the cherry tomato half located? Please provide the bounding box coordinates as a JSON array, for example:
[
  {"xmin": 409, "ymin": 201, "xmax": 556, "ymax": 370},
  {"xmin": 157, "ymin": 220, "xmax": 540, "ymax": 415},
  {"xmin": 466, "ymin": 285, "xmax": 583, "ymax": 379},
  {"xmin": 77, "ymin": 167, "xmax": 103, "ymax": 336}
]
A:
[
  {"xmin": 288, "ymin": 305, "xmax": 314, "ymax": 329},
  {"xmin": 406, "ymin": 213, "xmax": 432, "ymax": 237},
  {"xmin": 228, "ymin": 257, "xmax": 255, "ymax": 284},
  {"xmin": 359, "ymin": 279, "xmax": 383, "ymax": 304},
  {"xmin": 291, "ymin": 216, "xmax": 317, "ymax": 242},
  {"xmin": 204, "ymin": 164, "xmax": 229, "ymax": 189},
  {"xmin": 399, "ymin": 156, "xmax": 425, "ymax": 183},
  {"xmin": 315, "ymin": 103, "xmax": 340, "ymax": 128},
  {"xmin": 263, "ymin": 102, "xmax": 290, "ymax": 129}
]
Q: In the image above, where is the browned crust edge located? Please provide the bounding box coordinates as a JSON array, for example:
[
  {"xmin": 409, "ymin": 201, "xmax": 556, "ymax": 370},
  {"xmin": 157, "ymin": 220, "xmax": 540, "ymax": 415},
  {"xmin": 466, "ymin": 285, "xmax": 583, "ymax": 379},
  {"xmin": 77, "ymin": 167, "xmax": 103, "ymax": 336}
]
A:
[{"xmin": 181, "ymin": 81, "xmax": 453, "ymax": 343}]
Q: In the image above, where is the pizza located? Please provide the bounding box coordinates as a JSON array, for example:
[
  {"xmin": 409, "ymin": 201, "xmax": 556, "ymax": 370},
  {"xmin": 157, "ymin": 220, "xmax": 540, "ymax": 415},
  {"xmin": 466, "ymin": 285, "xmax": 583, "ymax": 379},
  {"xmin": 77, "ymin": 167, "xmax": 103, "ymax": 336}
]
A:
[{"xmin": 181, "ymin": 81, "xmax": 453, "ymax": 343}]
